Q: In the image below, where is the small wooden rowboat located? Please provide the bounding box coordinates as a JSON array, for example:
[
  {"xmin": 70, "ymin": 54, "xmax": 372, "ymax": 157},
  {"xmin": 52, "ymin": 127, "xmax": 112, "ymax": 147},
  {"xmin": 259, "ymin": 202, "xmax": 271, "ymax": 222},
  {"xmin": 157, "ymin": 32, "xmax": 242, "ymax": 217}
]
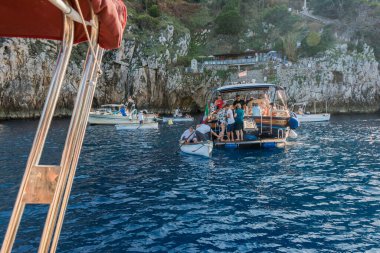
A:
[
  {"xmin": 115, "ymin": 122, "xmax": 159, "ymax": 130},
  {"xmin": 180, "ymin": 141, "xmax": 213, "ymax": 158}
]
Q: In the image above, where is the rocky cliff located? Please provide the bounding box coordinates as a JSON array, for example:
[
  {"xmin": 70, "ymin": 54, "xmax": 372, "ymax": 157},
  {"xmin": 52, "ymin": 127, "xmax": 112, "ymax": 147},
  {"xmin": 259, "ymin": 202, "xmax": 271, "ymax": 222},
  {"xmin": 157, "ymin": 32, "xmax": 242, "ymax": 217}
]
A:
[
  {"xmin": 278, "ymin": 44, "xmax": 380, "ymax": 113},
  {"xmin": 1, "ymin": 25, "xmax": 380, "ymax": 118}
]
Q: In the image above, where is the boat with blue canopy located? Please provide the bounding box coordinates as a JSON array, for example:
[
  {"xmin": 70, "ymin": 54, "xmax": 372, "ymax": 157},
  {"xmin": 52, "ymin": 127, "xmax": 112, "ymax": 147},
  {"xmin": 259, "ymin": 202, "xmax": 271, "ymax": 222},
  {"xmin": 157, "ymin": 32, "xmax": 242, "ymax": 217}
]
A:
[{"xmin": 207, "ymin": 82, "xmax": 299, "ymax": 149}]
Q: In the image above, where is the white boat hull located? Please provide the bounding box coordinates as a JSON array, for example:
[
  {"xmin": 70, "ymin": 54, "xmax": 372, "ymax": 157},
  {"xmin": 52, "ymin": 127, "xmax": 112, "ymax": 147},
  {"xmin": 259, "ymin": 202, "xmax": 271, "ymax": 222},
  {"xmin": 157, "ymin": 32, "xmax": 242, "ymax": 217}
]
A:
[
  {"xmin": 115, "ymin": 122, "xmax": 159, "ymax": 130},
  {"xmin": 180, "ymin": 141, "xmax": 213, "ymax": 158},
  {"xmin": 88, "ymin": 113, "xmax": 156, "ymax": 125},
  {"xmin": 296, "ymin": 113, "xmax": 330, "ymax": 122},
  {"xmin": 162, "ymin": 117, "xmax": 194, "ymax": 122}
]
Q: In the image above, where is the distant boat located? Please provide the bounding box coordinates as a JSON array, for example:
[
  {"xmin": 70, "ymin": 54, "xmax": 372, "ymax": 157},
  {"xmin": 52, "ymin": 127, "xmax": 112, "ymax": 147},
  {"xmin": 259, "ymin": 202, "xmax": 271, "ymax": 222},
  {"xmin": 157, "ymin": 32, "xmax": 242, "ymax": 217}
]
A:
[
  {"xmin": 115, "ymin": 122, "xmax": 159, "ymax": 130},
  {"xmin": 160, "ymin": 116, "xmax": 194, "ymax": 123},
  {"xmin": 180, "ymin": 141, "xmax": 213, "ymax": 158},
  {"xmin": 296, "ymin": 113, "xmax": 330, "ymax": 122},
  {"xmin": 88, "ymin": 104, "xmax": 157, "ymax": 125},
  {"xmin": 158, "ymin": 109, "xmax": 194, "ymax": 123},
  {"xmin": 292, "ymin": 102, "xmax": 330, "ymax": 122}
]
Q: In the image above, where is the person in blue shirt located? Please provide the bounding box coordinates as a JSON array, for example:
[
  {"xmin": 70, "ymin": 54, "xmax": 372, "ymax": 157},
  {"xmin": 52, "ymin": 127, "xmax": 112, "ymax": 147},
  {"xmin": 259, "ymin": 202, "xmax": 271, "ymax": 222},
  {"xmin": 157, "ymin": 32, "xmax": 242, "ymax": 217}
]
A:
[
  {"xmin": 119, "ymin": 105, "xmax": 127, "ymax": 116},
  {"xmin": 234, "ymin": 103, "xmax": 244, "ymax": 141}
]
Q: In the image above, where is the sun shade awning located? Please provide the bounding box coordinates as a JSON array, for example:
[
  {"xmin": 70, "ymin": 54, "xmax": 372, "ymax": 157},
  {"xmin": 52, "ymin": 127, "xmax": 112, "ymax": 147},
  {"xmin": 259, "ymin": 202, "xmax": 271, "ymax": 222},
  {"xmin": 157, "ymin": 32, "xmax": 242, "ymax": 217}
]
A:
[
  {"xmin": 217, "ymin": 83, "xmax": 283, "ymax": 93},
  {"xmin": 0, "ymin": 0, "xmax": 127, "ymax": 50}
]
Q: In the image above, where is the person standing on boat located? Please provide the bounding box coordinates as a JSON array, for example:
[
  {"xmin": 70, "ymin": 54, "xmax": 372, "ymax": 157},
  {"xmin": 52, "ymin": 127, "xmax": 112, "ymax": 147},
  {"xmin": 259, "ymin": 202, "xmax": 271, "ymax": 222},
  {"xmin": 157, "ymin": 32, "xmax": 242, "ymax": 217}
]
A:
[
  {"xmin": 195, "ymin": 122, "xmax": 218, "ymax": 142},
  {"xmin": 138, "ymin": 111, "xmax": 144, "ymax": 125},
  {"xmin": 234, "ymin": 103, "xmax": 244, "ymax": 141},
  {"xmin": 119, "ymin": 105, "xmax": 127, "ymax": 116},
  {"xmin": 214, "ymin": 94, "xmax": 225, "ymax": 111},
  {"xmin": 126, "ymin": 96, "xmax": 135, "ymax": 111},
  {"xmin": 233, "ymin": 94, "xmax": 245, "ymax": 109},
  {"xmin": 252, "ymin": 103, "xmax": 262, "ymax": 116},
  {"xmin": 181, "ymin": 126, "xmax": 196, "ymax": 143},
  {"xmin": 226, "ymin": 104, "xmax": 235, "ymax": 142},
  {"xmin": 217, "ymin": 104, "xmax": 228, "ymax": 141}
]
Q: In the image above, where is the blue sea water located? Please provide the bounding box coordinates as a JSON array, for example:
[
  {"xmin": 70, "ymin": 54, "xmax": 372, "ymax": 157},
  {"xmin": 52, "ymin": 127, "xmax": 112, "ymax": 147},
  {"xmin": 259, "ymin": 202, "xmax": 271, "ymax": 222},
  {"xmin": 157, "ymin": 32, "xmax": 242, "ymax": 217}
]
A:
[{"xmin": 1, "ymin": 114, "xmax": 380, "ymax": 252}]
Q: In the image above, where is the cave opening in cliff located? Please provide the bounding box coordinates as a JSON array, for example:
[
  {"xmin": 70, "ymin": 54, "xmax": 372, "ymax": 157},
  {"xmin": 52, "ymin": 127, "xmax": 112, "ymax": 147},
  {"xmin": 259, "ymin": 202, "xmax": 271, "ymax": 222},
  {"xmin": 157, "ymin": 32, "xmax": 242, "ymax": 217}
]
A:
[{"xmin": 332, "ymin": 71, "xmax": 343, "ymax": 84}]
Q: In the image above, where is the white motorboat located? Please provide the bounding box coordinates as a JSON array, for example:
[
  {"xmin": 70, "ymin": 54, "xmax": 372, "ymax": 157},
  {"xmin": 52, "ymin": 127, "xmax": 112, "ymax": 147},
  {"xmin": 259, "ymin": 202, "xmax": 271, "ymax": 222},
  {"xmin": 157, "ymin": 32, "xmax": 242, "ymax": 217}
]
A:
[
  {"xmin": 159, "ymin": 108, "xmax": 194, "ymax": 123},
  {"xmin": 292, "ymin": 102, "xmax": 331, "ymax": 122},
  {"xmin": 296, "ymin": 113, "xmax": 330, "ymax": 122},
  {"xmin": 115, "ymin": 122, "xmax": 159, "ymax": 130},
  {"xmin": 161, "ymin": 117, "xmax": 194, "ymax": 123},
  {"xmin": 180, "ymin": 141, "xmax": 213, "ymax": 158},
  {"xmin": 88, "ymin": 104, "xmax": 157, "ymax": 125}
]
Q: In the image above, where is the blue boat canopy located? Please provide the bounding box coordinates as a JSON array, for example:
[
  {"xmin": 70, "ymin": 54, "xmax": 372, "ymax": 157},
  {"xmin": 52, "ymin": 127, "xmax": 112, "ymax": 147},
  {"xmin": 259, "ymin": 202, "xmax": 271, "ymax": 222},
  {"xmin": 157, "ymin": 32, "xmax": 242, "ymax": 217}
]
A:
[{"xmin": 217, "ymin": 83, "xmax": 284, "ymax": 93}]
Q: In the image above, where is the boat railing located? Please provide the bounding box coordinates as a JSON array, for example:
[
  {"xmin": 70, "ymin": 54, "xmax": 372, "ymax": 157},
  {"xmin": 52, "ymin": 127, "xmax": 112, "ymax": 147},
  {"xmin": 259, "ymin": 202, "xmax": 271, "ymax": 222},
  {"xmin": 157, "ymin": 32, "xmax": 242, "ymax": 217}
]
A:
[
  {"xmin": 1, "ymin": 2, "xmax": 110, "ymax": 252},
  {"xmin": 278, "ymin": 128, "xmax": 284, "ymax": 139}
]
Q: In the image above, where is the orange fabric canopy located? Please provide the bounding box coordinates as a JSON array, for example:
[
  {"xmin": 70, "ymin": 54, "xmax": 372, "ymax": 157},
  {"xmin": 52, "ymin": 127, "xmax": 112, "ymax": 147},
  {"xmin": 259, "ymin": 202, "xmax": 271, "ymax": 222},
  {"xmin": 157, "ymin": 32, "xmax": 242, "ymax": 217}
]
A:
[{"xmin": 0, "ymin": 0, "xmax": 127, "ymax": 49}]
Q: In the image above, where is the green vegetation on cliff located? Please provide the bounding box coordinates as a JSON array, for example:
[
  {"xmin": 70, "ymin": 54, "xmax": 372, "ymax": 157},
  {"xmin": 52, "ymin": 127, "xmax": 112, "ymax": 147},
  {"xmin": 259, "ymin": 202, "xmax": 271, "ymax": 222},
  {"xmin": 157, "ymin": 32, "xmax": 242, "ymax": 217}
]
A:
[{"xmin": 124, "ymin": 0, "xmax": 380, "ymax": 61}]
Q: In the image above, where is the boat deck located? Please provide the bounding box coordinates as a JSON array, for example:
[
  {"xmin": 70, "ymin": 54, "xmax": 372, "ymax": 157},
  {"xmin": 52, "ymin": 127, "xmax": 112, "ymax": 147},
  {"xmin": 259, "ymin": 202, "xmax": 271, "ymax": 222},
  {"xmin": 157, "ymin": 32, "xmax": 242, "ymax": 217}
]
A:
[{"xmin": 214, "ymin": 138, "xmax": 286, "ymax": 148}]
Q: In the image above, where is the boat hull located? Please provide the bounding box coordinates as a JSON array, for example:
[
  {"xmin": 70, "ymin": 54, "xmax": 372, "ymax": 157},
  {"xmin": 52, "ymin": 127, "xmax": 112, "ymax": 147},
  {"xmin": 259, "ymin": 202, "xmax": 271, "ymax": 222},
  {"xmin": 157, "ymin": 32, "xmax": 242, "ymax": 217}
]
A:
[
  {"xmin": 296, "ymin": 113, "xmax": 330, "ymax": 122},
  {"xmin": 115, "ymin": 122, "xmax": 159, "ymax": 130},
  {"xmin": 214, "ymin": 138, "xmax": 287, "ymax": 149},
  {"xmin": 180, "ymin": 141, "xmax": 213, "ymax": 158},
  {"xmin": 88, "ymin": 113, "xmax": 156, "ymax": 125}
]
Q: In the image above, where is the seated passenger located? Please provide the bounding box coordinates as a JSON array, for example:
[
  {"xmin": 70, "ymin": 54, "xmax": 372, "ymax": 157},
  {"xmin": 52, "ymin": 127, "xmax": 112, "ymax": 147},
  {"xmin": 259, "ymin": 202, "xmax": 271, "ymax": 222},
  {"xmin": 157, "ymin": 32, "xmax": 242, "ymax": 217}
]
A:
[
  {"xmin": 252, "ymin": 103, "xmax": 262, "ymax": 116},
  {"xmin": 246, "ymin": 97, "xmax": 254, "ymax": 115},
  {"xmin": 181, "ymin": 126, "xmax": 196, "ymax": 143},
  {"xmin": 174, "ymin": 108, "xmax": 182, "ymax": 118},
  {"xmin": 195, "ymin": 122, "xmax": 219, "ymax": 142}
]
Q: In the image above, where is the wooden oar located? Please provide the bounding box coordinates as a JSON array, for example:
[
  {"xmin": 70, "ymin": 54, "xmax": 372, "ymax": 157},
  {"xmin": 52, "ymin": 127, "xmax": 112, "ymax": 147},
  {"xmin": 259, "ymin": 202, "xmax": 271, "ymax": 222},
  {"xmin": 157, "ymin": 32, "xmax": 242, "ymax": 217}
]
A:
[{"xmin": 192, "ymin": 142, "xmax": 206, "ymax": 152}]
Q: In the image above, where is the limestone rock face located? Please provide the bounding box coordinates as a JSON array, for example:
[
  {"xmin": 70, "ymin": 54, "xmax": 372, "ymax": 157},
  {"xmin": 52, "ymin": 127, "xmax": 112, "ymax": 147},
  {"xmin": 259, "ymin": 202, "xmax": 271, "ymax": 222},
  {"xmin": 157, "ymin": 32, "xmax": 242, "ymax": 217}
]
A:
[
  {"xmin": 0, "ymin": 30, "xmax": 379, "ymax": 118},
  {"xmin": 0, "ymin": 24, "xmax": 206, "ymax": 118},
  {"xmin": 277, "ymin": 44, "xmax": 380, "ymax": 112}
]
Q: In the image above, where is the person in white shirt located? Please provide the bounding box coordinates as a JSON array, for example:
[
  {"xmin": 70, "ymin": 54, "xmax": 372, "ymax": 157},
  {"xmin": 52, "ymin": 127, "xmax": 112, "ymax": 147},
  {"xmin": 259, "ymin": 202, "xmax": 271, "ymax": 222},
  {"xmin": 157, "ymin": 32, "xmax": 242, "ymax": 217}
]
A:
[
  {"xmin": 195, "ymin": 122, "xmax": 218, "ymax": 142},
  {"xmin": 180, "ymin": 126, "xmax": 196, "ymax": 143},
  {"xmin": 252, "ymin": 103, "xmax": 262, "ymax": 116},
  {"xmin": 138, "ymin": 111, "xmax": 144, "ymax": 124},
  {"xmin": 174, "ymin": 108, "xmax": 182, "ymax": 117},
  {"xmin": 226, "ymin": 104, "xmax": 235, "ymax": 141}
]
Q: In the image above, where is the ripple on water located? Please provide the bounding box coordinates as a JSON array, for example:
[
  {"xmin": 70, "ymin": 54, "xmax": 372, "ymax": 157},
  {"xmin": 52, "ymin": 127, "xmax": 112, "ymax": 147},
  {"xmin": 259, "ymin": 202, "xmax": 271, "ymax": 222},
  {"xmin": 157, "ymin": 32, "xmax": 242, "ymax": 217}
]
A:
[{"xmin": 0, "ymin": 115, "xmax": 380, "ymax": 252}]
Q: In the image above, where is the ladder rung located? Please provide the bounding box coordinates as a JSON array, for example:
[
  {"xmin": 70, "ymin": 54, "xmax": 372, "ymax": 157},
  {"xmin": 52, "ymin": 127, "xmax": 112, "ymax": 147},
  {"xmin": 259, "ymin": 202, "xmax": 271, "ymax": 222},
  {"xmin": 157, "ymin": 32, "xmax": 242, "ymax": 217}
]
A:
[{"xmin": 23, "ymin": 165, "xmax": 60, "ymax": 204}]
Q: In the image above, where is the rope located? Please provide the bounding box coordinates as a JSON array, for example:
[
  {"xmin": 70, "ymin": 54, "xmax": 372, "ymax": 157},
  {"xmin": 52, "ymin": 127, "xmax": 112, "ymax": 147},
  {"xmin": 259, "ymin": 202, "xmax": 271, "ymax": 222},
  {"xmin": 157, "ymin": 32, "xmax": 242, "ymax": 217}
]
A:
[{"xmin": 73, "ymin": 0, "xmax": 102, "ymax": 73}]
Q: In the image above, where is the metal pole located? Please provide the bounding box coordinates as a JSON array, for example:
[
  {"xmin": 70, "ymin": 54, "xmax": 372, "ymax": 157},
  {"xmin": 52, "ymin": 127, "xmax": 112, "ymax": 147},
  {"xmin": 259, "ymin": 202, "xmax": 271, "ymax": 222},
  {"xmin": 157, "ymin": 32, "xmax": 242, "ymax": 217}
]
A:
[
  {"xmin": 0, "ymin": 14, "xmax": 74, "ymax": 253},
  {"xmin": 38, "ymin": 16, "xmax": 101, "ymax": 251},
  {"xmin": 50, "ymin": 43, "xmax": 104, "ymax": 253}
]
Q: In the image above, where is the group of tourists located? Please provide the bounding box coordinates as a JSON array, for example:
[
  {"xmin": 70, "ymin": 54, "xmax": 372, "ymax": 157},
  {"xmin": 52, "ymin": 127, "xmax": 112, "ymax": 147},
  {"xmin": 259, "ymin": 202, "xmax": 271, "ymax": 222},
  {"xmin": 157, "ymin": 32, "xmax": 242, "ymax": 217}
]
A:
[
  {"xmin": 181, "ymin": 93, "xmax": 263, "ymax": 143},
  {"xmin": 214, "ymin": 95, "xmax": 246, "ymax": 142}
]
